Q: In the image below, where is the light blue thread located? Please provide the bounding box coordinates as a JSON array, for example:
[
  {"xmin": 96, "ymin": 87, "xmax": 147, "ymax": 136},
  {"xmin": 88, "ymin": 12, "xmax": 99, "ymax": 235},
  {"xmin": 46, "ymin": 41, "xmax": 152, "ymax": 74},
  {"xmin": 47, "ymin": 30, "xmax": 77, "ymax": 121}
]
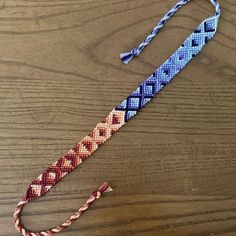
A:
[
  {"xmin": 116, "ymin": 0, "xmax": 221, "ymax": 122},
  {"xmin": 120, "ymin": 0, "xmax": 221, "ymax": 64}
]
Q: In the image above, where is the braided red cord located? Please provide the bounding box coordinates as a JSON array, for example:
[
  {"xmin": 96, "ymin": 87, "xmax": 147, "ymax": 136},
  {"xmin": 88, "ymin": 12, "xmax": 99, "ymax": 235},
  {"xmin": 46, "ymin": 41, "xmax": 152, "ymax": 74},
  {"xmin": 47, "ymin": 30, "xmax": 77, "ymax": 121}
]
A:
[
  {"xmin": 14, "ymin": 182, "xmax": 113, "ymax": 236},
  {"xmin": 13, "ymin": 109, "xmax": 124, "ymax": 235}
]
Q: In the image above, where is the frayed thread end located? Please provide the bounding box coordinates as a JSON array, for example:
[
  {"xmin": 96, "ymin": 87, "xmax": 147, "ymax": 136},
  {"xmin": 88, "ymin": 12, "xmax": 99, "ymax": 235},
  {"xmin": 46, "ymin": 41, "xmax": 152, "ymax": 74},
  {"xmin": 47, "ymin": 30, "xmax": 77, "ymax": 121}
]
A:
[
  {"xmin": 120, "ymin": 52, "xmax": 134, "ymax": 64},
  {"xmin": 99, "ymin": 182, "xmax": 113, "ymax": 193}
]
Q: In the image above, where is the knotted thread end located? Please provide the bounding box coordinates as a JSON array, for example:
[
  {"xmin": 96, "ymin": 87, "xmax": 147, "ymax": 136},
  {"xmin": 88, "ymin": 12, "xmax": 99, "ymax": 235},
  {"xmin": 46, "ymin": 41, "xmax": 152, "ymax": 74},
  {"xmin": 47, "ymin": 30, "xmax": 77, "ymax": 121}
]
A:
[
  {"xmin": 99, "ymin": 182, "xmax": 113, "ymax": 193},
  {"xmin": 120, "ymin": 52, "xmax": 134, "ymax": 64}
]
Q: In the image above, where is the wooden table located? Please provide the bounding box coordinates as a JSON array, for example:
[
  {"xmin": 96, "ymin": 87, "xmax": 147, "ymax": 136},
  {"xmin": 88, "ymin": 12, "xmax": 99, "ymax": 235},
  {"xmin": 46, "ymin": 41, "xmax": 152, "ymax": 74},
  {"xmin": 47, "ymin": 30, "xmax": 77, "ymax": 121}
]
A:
[{"xmin": 0, "ymin": 0, "xmax": 235, "ymax": 235}]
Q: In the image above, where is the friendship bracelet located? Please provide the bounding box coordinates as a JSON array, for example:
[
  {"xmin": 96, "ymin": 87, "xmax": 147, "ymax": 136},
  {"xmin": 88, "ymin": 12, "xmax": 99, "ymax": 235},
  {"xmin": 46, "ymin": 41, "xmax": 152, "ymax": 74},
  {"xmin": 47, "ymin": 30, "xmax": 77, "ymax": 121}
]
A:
[{"xmin": 14, "ymin": 0, "xmax": 221, "ymax": 235}]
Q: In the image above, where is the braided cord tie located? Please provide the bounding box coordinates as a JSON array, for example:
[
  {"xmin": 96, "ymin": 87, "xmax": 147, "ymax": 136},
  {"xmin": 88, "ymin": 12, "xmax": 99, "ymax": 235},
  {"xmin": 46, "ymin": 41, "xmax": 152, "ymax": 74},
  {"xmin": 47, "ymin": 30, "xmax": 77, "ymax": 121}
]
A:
[
  {"xmin": 14, "ymin": 183, "xmax": 113, "ymax": 236},
  {"xmin": 120, "ymin": 0, "xmax": 221, "ymax": 64},
  {"xmin": 14, "ymin": 1, "xmax": 221, "ymax": 235}
]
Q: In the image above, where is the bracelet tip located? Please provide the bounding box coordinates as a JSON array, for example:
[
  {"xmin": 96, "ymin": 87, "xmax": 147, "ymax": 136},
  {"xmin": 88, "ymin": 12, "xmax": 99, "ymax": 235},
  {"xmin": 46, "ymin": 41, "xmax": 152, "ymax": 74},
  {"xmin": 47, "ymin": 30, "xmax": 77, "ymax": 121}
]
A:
[{"xmin": 120, "ymin": 52, "xmax": 133, "ymax": 64}]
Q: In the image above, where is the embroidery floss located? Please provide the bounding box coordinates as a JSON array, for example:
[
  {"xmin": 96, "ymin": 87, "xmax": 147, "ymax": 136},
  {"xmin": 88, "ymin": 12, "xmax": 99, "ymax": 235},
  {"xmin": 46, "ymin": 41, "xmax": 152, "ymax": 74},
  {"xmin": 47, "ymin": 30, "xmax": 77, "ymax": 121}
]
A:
[{"xmin": 14, "ymin": 0, "xmax": 221, "ymax": 235}]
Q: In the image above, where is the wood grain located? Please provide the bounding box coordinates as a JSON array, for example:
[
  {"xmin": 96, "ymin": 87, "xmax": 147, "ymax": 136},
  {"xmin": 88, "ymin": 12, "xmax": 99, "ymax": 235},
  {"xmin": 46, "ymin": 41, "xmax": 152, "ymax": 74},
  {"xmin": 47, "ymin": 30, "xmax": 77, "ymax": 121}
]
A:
[{"xmin": 0, "ymin": 0, "xmax": 235, "ymax": 235}]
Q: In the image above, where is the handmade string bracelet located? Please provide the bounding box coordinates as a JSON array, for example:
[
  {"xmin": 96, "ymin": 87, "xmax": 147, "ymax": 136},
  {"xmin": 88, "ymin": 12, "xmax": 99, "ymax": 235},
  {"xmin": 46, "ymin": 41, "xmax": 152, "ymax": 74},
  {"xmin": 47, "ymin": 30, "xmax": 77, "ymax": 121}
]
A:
[{"xmin": 14, "ymin": 0, "xmax": 221, "ymax": 235}]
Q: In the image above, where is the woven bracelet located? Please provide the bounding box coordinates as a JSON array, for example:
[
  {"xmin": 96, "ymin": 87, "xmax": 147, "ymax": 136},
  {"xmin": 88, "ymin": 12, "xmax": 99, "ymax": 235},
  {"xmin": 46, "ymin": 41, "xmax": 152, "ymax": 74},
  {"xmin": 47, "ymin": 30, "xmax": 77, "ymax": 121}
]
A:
[{"xmin": 14, "ymin": 0, "xmax": 221, "ymax": 235}]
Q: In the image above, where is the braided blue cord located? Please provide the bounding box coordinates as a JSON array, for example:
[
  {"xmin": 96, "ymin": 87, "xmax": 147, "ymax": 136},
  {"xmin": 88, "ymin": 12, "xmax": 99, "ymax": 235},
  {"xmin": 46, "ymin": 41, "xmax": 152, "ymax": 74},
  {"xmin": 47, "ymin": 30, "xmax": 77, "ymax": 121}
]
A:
[
  {"xmin": 116, "ymin": 0, "xmax": 221, "ymax": 121},
  {"xmin": 120, "ymin": 0, "xmax": 221, "ymax": 64}
]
